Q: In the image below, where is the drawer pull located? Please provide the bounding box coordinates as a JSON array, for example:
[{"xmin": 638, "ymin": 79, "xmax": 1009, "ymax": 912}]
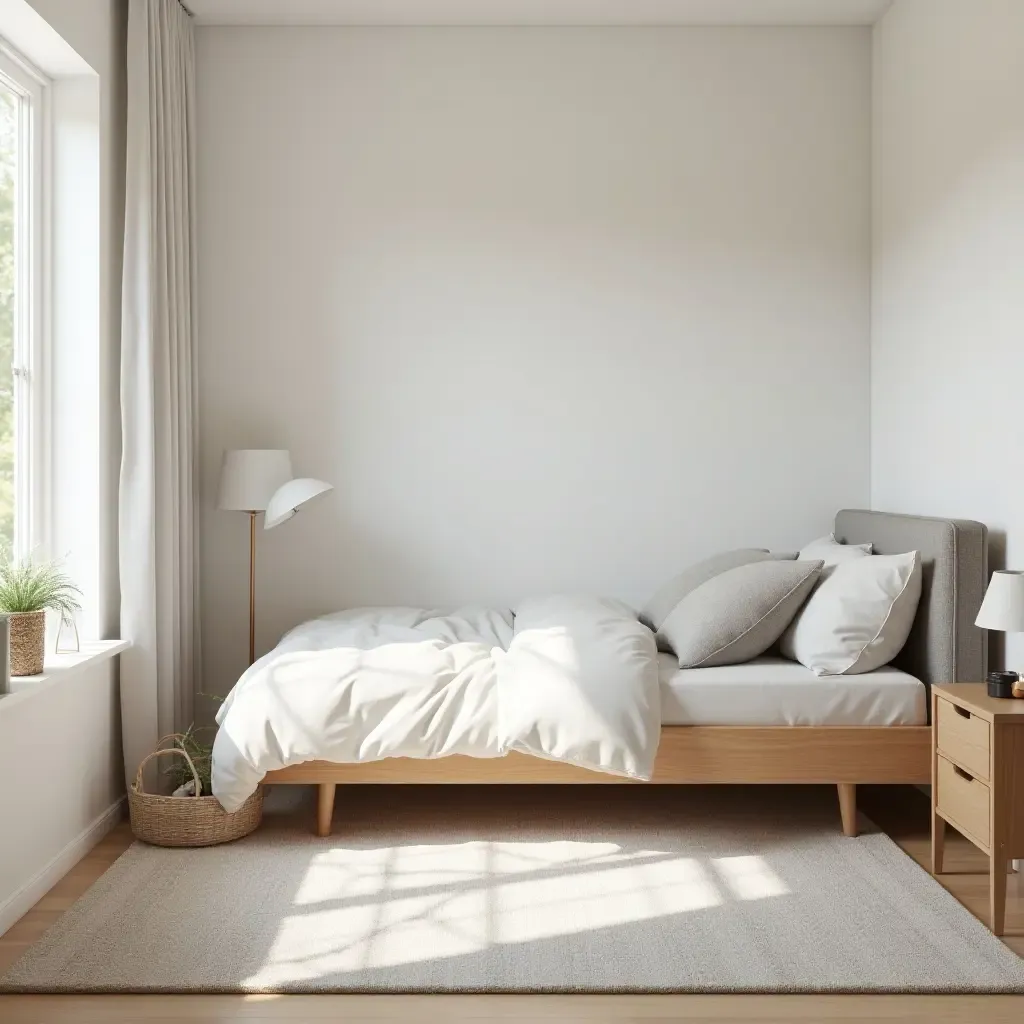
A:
[
  {"xmin": 953, "ymin": 765, "xmax": 975, "ymax": 783},
  {"xmin": 953, "ymin": 705, "xmax": 971, "ymax": 720}
]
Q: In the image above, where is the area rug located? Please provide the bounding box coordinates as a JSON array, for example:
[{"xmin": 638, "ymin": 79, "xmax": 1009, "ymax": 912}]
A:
[{"xmin": 3, "ymin": 786, "xmax": 1023, "ymax": 993}]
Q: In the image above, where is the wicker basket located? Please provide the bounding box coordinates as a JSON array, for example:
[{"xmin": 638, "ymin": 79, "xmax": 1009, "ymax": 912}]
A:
[
  {"xmin": 129, "ymin": 746, "xmax": 263, "ymax": 847},
  {"xmin": 9, "ymin": 610, "xmax": 46, "ymax": 676}
]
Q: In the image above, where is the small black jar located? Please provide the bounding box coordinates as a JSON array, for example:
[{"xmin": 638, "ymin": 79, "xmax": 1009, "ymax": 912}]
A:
[{"xmin": 987, "ymin": 670, "xmax": 1019, "ymax": 699}]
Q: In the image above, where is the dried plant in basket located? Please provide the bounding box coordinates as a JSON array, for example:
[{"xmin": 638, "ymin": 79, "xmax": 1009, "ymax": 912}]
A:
[{"xmin": 160, "ymin": 725, "xmax": 216, "ymax": 794}]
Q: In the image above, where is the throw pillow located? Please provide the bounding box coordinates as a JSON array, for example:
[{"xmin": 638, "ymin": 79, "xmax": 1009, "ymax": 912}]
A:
[
  {"xmin": 798, "ymin": 534, "xmax": 873, "ymax": 567},
  {"xmin": 658, "ymin": 560, "xmax": 824, "ymax": 668},
  {"xmin": 640, "ymin": 549, "xmax": 773, "ymax": 633},
  {"xmin": 779, "ymin": 551, "xmax": 923, "ymax": 675}
]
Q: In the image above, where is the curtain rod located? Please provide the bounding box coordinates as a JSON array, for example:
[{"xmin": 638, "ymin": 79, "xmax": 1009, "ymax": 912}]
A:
[{"xmin": 177, "ymin": 0, "xmax": 193, "ymax": 15}]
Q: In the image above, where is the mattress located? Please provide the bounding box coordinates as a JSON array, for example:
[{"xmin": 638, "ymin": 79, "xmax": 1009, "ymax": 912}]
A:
[{"xmin": 658, "ymin": 655, "xmax": 927, "ymax": 727}]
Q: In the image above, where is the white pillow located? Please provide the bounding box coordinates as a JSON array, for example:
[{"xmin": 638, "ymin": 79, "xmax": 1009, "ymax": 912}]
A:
[
  {"xmin": 779, "ymin": 551, "xmax": 923, "ymax": 676},
  {"xmin": 798, "ymin": 534, "xmax": 873, "ymax": 567}
]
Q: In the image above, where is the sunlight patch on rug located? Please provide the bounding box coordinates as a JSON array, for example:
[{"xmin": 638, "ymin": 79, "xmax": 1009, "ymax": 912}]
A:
[{"xmin": 251, "ymin": 840, "xmax": 736, "ymax": 985}]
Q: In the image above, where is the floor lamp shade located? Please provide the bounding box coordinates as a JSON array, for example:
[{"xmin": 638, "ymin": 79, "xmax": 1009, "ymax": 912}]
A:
[
  {"xmin": 265, "ymin": 478, "xmax": 334, "ymax": 529},
  {"xmin": 217, "ymin": 450, "xmax": 293, "ymax": 512}
]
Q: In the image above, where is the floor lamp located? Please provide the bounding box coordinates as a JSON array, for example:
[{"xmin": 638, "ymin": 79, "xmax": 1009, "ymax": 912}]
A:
[{"xmin": 217, "ymin": 449, "xmax": 293, "ymax": 665}]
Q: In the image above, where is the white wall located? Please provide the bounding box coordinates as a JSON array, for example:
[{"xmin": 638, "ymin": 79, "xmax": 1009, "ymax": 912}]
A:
[
  {"xmin": 197, "ymin": 27, "xmax": 872, "ymax": 693},
  {"xmin": 871, "ymin": 0, "xmax": 1024, "ymax": 671},
  {"xmin": 0, "ymin": 652, "xmax": 124, "ymax": 935}
]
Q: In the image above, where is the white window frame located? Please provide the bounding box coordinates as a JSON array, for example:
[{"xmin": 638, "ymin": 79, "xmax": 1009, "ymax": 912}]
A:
[{"xmin": 0, "ymin": 38, "xmax": 50, "ymax": 564}]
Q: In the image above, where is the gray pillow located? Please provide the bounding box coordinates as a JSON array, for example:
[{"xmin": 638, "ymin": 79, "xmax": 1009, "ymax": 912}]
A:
[
  {"xmin": 658, "ymin": 559, "xmax": 824, "ymax": 668},
  {"xmin": 640, "ymin": 549, "xmax": 773, "ymax": 633}
]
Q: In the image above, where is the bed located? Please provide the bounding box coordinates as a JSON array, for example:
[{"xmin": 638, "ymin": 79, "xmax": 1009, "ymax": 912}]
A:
[{"xmin": 253, "ymin": 510, "xmax": 988, "ymax": 837}]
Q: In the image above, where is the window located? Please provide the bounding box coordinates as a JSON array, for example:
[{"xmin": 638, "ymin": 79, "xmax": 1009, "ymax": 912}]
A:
[{"xmin": 0, "ymin": 42, "xmax": 46, "ymax": 563}]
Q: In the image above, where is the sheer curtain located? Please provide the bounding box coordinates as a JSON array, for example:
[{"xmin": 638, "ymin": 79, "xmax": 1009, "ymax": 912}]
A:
[{"xmin": 119, "ymin": 0, "xmax": 199, "ymax": 784}]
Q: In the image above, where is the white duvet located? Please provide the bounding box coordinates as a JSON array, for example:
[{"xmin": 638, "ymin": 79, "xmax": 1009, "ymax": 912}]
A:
[{"xmin": 212, "ymin": 596, "xmax": 660, "ymax": 811}]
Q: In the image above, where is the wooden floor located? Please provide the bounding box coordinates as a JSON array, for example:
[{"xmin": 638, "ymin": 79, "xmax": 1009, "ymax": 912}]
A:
[{"xmin": 1, "ymin": 784, "xmax": 1022, "ymax": 1022}]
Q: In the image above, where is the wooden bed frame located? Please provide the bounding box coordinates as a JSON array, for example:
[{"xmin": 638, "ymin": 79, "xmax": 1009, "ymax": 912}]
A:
[{"xmin": 264, "ymin": 723, "xmax": 932, "ymax": 839}]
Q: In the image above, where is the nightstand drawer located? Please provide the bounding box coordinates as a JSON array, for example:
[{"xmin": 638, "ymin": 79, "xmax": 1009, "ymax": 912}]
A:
[
  {"xmin": 936, "ymin": 697, "xmax": 990, "ymax": 781},
  {"xmin": 936, "ymin": 754, "xmax": 990, "ymax": 847}
]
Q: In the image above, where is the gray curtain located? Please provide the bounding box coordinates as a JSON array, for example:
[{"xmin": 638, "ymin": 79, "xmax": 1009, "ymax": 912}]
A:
[{"xmin": 119, "ymin": 0, "xmax": 199, "ymax": 782}]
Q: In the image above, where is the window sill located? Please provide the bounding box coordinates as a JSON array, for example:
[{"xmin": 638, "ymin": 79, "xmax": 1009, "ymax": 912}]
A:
[{"xmin": 0, "ymin": 640, "xmax": 129, "ymax": 712}]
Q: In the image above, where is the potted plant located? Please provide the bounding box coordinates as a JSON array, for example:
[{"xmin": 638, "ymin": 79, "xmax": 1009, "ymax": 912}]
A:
[
  {"xmin": 129, "ymin": 723, "xmax": 263, "ymax": 847},
  {"xmin": 0, "ymin": 558, "xmax": 82, "ymax": 675}
]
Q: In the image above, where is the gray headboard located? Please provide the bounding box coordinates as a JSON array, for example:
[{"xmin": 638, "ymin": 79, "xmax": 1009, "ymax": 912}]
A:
[{"xmin": 834, "ymin": 509, "xmax": 988, "ymax": 687}]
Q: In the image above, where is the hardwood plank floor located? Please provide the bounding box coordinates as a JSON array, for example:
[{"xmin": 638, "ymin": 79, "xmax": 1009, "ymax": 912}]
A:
[{"xmin": 1, "ymin": 784, "xmax": 1021, "ymax": 1022}]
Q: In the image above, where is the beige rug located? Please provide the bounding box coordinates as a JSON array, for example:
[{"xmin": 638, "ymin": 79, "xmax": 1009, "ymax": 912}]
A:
[{"xmin": 3, "ymin": 786, "xmax": 1024, "ymax": 993}]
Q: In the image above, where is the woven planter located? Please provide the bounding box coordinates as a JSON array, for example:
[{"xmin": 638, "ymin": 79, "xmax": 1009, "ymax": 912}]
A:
[
  {"xmin": 129, "ymin": 746, "xmax": 263, "ymax": 848},
  {"xmin": 8, "ymin": 610, "xmax": 46, "ymax": 676}
]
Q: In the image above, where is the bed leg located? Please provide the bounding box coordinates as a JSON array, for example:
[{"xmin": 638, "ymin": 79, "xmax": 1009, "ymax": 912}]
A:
[
  {"xmin": 837, "ymin": 783, "xmax": 857, "ymax": 837},
  {"xmin": 316, "ymin": 783, "xmax": 336, "ymax": 837}
]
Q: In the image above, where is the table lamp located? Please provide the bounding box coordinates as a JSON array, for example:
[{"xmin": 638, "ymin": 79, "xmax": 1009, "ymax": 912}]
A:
[
  {"xmin": 217, "ymin": 449, "xmax": 293, "ymax": 664},
  {"xmin": 975, "ymin": 570, "xmax": 1024, "ymax": 698}
]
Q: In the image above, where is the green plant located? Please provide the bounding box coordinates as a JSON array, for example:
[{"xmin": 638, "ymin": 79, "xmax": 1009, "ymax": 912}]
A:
[
  {"xmin": 160, "ymin": 696, "xmax": 227, "ymax": 795},
  {"xmin": 161, "ymin": 725, "xmax": 216, "ymax": 795},
  {"xmin": 0, "ymin": 557, "xmax": 81, "ymax": 620}
]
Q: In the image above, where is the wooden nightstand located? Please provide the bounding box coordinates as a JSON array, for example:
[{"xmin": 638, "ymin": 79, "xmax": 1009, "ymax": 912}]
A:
[{"xmin": 932, "ymin": 683, "xmax": 1024, "ymax": 934}]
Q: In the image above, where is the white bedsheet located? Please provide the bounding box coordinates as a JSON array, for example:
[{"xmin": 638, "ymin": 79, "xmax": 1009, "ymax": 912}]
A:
[
  {"xmin": 658, "ymin": 654, "xmax": 926, "ymax": 726},
  {"xmin": 212, "ymin": 599, "xmax": 660, "ymax": 811}
]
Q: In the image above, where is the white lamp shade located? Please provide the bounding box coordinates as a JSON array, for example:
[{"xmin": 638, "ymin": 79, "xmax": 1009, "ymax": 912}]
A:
[
  {"xmin": 265, "ymin": 478, "xmax": 333, "ymax": 529},
  {"xmin": 217, "ymin": 450, "xmax": 293, "ymax": 512},
  {"xmin": 975, "ymin": 571, "xmax": 1024, "ymax": 633}
]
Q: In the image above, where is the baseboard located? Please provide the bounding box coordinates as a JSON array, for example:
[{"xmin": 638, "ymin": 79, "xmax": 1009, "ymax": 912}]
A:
[{"xmin": 0, "ymin": 796, "xmax": 125, "ymax": 937}]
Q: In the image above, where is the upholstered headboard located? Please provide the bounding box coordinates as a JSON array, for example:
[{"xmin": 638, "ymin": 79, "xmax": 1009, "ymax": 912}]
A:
[{"xmin": 834, "ymin": 509, "xmax": 988, "ymax": 687}]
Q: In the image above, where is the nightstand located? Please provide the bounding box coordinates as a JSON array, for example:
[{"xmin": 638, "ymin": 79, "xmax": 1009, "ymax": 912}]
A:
[{"xmin": 931, "ymin": 683, "xmax": 1024, "ymax": 934}]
